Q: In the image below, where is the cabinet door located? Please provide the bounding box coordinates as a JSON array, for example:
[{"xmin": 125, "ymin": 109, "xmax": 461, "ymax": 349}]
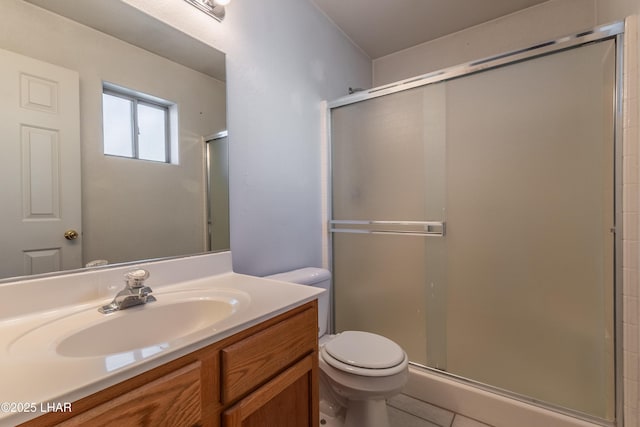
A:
[
  {"xmin": 223, "ymin": 355, "xmax": 318, "ymax": 427},
  {"xmin": 58, "ymin": 362, "xmax": 202, "ymax": 427}
]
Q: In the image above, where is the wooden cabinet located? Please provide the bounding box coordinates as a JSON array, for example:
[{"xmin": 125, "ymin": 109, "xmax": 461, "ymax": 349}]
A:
[
  {"xmin": 221, "ymin": 306, "xmax": 317, "ymax": 404},
  {"xmin": 223, "ymin": 355, "xmax": 315, "ymax": 427},
  {"xmin": 56, "ymin": 363, "xmax": 202, "ymax": 427},
  {"xmin": 20, "ymin": 301, "xmax": 319, "ymax": 427}
]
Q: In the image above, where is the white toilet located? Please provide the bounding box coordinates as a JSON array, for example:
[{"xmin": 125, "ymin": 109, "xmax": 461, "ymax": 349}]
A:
[{"xmin": 267, "ymin": 268, "xmax": 408, "ymax": 427}]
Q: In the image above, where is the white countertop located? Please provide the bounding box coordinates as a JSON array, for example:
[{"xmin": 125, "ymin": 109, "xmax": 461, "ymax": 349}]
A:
[{"xmin": 0, "ymin": 252, "xmax": 323, "ymax": 426}]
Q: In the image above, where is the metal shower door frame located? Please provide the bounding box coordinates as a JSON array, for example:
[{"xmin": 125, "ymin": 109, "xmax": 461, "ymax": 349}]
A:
[{"xmin": 326, "ymin": 21, "xmax": 625, "ymax": 425}]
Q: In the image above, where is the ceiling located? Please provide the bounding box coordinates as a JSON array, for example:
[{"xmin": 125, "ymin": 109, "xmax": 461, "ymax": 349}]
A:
[
  {"xmin": 25, "ymin": 0, "xmax": 226, "ymax": 81},
  {"xmin": 311, "ymin": 0, "xmax": 551, "ymax": 59}
]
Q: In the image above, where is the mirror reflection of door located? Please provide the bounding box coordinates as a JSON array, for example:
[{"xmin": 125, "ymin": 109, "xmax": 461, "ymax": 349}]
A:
[
  {"xmin": 206, "ymin": 132, "xmax": 230, "ymax": 252},
  {"xmin": 0, "ymin": 48, "xmax": 82, "ymax": 279}
]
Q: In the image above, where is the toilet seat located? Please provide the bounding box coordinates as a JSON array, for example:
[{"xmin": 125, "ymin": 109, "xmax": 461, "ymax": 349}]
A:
[{"xmin": 321, "ymin": 331, "xmax": 407, "ymax": 377}]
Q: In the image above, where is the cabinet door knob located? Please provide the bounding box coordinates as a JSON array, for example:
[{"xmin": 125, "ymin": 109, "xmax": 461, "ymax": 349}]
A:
[{"xmin": 64, "ymin": 229, "xmax": 79, "ymax": 240}]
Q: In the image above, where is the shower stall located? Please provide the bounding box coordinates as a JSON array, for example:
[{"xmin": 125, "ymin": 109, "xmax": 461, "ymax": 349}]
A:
[{"xmin": 328, "ymin": 23, "xmax": 623, "ymax": 423}]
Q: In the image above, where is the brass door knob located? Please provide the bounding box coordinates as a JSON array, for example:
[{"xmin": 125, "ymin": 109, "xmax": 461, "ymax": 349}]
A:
[{"xmin": 64, "ymin": 229, "xmax": 79, "ymax": 240}]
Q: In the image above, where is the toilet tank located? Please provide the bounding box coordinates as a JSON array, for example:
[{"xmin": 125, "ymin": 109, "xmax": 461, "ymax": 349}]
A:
[{"xmin": 266, "ymin": 267, "xmax": 330, "ymax": 337}]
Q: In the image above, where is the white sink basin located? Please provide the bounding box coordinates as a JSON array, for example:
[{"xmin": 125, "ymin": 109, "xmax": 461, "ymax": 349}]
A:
[{"xmin": 9, "ymin": 288, "xmax": 249, "ymax": 358}]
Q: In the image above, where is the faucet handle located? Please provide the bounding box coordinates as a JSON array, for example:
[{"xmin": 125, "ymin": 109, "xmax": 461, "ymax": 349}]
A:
[{"xmin": 125, "ymin": 269, "xmax": 150, "ymax": 288}]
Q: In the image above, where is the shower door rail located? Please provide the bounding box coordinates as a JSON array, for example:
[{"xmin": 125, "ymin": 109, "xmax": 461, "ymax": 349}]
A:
[
  {"xmin": 330, "ymin": 220, "xmax": 446, "ymax": 237},
  {"xmin": 326, "ymin": 22, "xmax": 623, "ymax": 110}
]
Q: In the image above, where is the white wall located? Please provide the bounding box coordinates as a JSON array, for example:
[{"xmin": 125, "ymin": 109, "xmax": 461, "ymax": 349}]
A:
[
  {"xmin": 372, "ymin": 0, "xmax": 640, "ymax": 88},
  {"xmin": 122, "ymin": 0, "xmax": 372, "ymax": 276},
  {"xmin": 372, "ymin": 0, "xmax": 598, "ymax": 86},
  {"xmin": 597, "ymin": 0, "xmax": 640, "ymax": 24}
]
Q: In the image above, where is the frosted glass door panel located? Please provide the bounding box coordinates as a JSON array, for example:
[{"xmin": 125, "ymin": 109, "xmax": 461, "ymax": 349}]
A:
[
  {"xmin": 333, "ymin": 233, "xmax": 430, "ymax": 365},
  {"xmin": 444, "ymin": 40, "xmax": 615, "ymax": 418},
  {"xmin": 332, "ymin": 83, "xmax": 446, "ymax": 222},
  {"xmin": 332, "ymin": 83, "xmax": 447, "ymax": 367},
  {"xmin": 330, "ymin": 38, "xmax": 616, "ymax": 420}
]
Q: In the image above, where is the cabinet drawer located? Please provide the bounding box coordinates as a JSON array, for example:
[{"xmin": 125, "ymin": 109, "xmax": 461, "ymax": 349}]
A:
[{"xmin": 221, "ymin": 306, "xmax": 317, "ymax": 403}]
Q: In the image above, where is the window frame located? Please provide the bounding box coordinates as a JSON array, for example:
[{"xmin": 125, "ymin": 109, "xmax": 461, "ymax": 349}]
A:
[{"xmin": 102, "ymin": 85, "xmax": 172, "ymax": 163}]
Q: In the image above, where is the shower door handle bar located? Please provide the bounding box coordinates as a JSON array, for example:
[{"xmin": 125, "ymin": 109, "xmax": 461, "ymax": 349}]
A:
[
  {"xmin": 330, "ymin": 228, "xmax": 444, "ymax": 237},
  {"xmin": 330, "ymin": 220, "xmax": 446, "ymax": 237}
]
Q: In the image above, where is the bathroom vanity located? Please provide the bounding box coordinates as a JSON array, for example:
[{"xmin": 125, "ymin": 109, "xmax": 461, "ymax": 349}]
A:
[
  {"xmin": 19, "ymin": 301, "xmax": 319, "ymax": 427},
  {"xmin": 0, "ymin": 252, "xmax": 323, "ymax": 427}
]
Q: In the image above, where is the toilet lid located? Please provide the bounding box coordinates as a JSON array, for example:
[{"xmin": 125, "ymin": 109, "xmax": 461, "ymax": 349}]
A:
[{"xmin": 323, "ymin": 331, "xmax": 405, "ymax": 369}]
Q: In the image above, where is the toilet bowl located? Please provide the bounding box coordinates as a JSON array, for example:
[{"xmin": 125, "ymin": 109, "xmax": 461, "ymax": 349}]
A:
[{"xmin": 266, "ymin": 268, "xmax": 408, "ymax": 427}]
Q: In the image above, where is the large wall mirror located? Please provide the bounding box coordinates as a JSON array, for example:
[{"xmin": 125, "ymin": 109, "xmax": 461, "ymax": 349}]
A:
[{"xmin": 0, "ymin": 0, "xmax": 228, "ymax": 282}]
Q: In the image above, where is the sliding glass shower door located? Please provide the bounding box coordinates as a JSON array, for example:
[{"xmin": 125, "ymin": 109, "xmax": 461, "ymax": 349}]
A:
[
  {"xmin": 331, "ymin": 82, "xmax": 448, "ymax": 367},
  {"xmin": 330, "ymin": 37, "xmax": 616, "ymax": 419}
]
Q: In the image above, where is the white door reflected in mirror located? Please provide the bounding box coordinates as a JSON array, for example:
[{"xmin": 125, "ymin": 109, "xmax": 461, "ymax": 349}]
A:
[{"xmin": 0, "ymin": 48, "xmax": 82, "ymax": 279}]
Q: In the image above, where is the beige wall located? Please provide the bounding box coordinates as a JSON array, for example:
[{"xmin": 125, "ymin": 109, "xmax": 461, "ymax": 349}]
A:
[{"xmin": 0, "ymin": 0, "xmax": 227, "ymax": 266}]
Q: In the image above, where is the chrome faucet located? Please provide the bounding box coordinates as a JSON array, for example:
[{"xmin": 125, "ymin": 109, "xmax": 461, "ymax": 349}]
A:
[{"xmin": 98, "ymin": 269, "xmax": 156, "ymax": 314}]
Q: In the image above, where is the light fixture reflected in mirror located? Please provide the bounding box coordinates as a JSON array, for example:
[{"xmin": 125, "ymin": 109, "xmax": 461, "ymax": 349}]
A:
[{"xmin": 184, "ymin": 0, "xmax": 230, "ymax": 22}]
